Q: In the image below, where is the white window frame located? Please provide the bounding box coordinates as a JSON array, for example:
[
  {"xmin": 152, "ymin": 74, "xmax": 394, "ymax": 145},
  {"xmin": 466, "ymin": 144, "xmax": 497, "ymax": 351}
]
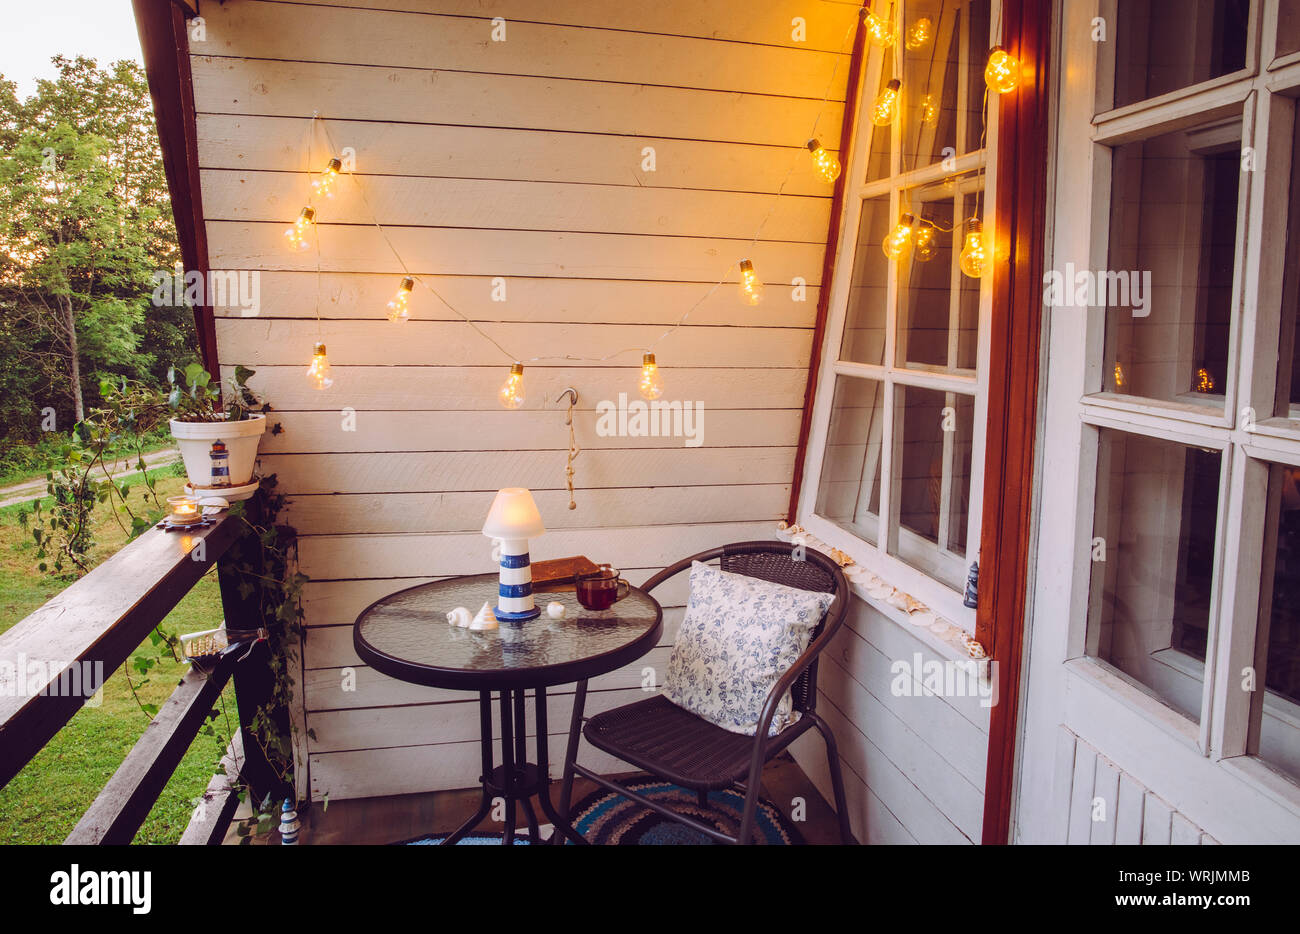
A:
[
  {"xmin": 1061, "ymin": 0, "xmax": 1300, "ymax": 807},
  {"xmin": 797, "ymin": 0, "xmax": 1002, "ymax": 627}
]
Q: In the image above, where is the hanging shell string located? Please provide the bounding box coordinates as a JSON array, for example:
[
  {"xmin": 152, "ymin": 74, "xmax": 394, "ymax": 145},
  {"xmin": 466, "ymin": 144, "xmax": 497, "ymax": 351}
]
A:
[{"xmin": 304, "ymin": 6, "xmax": 865, "ymax": 367}]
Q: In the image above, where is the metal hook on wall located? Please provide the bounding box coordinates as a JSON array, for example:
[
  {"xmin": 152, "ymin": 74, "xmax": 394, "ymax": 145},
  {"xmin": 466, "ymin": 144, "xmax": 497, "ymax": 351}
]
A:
[{"xmin": 555, "ymin": 387, "xmax": 578, "ymax": 426}]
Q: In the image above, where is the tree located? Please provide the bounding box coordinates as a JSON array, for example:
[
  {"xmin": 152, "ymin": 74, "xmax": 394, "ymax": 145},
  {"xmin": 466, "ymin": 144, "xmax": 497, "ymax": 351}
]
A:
[{"xmin": 0, "ymin": 56, "xmax": 191, "ymax": 435}]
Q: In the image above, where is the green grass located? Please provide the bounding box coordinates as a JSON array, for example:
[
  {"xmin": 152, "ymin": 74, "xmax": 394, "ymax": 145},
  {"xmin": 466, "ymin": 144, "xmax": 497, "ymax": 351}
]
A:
[
  {"xmin": 0, "ymin": 470, "xmax": 238, "ymax": 844},
  {"xmin": 0, "ymin": 434, "xmax": 174, "ymax": 489}
]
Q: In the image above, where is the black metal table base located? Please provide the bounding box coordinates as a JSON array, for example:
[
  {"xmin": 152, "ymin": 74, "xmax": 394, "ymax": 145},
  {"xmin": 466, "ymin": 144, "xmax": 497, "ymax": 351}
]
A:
[{"xmin": 440, "ymin": 686, "xmax": 589, "ymax": 845}]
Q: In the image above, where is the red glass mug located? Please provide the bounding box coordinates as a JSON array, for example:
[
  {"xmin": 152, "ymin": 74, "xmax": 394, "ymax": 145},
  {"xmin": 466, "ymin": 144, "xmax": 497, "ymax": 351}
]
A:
[{"xmin": 575, "ymin": 566, "xmax": 630, "ymax": 611}]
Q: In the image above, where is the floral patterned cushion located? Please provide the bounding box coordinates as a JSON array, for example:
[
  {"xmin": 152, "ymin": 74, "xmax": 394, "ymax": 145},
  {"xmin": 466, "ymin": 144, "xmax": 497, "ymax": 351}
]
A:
[{"xmin": 662, "ymin": 561, "xmax": 834, "ymax": 737}]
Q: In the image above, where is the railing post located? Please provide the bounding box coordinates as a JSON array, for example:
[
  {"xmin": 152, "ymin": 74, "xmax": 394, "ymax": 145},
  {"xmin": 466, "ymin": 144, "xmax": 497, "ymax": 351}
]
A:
[{"xmin": 216, "ymin": 499, "xmax": 295, "ymax": 807}]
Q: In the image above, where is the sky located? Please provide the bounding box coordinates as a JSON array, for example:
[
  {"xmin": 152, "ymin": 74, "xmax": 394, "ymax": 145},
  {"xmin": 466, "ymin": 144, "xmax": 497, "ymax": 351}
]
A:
[{"xmin": 0, "ymin": 0, "xmax": 144, "ymax": 97}]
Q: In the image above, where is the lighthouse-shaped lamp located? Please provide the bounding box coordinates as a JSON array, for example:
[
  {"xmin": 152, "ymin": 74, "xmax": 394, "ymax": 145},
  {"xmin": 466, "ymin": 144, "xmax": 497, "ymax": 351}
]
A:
[
  {"xmin": 482, "ymin": 488, "xmax": 546, "ymax": 623},
  {"xmin": 208, "ymin": 440, "xmax": 231, "ymax": 488}
]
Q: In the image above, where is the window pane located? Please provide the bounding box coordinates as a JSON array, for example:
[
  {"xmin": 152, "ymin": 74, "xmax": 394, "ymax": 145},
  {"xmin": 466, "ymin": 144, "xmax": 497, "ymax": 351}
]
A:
[
  {"xmin": 839, "ymin": 196, "xmax": 891, "ymax": 365},
  {"xmin": 901, "ymin": 0, "xmax": 990, "ymax": 171},
  {"xmin": 1273, "ymin": 105, "xmax": 1300, "ymax": 417},
  {"xmin": 890, "ymin": 385, "xmax": 973, "ymax": 588},
  {"xmin": 1087, "ymin": 430, "xmax": 1222, "ymax": 723},
  {"xmin": 865, "ymin": 50, "xmax": 895, "ymax": 182},
  {"xmin": 895, "ymin": 182, "xmax": 979, "ymax": 372},
  {"xmin": 815, "ymin": 376, "xmax": 884, "ymax": 544},
  {"xmin": 1277, "ymin": 0, "xmax": 1300, "ymax": 58},
  {"xmin": 1104, "ymin": 0, "xmax": 1249, "ymax": 112},
  {"xmin": 1103, "ymin": 116, "xmax": 1242, "ymax": 407},
  {"xmin": 1254, "ymin": 464, "xmax": 1300, "ymax": 780}
]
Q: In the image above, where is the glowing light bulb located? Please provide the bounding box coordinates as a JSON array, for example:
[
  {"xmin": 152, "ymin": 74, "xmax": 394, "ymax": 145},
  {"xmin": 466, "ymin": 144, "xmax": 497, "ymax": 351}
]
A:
[
  {"xmin": 311, "ymin": 158, "xmax": 343, "ymax": 200},
  {"xmin": 905, "ymin": 17, "xmax": 933, "ymax": 50},
  {"xmin": 284, "ymin": 206, "xmax": 316, "ymax": 253},
  {"xmin": 920, "ymin": 94, "xmax": 939, "ymax": 127},
  {"xmin": 984, "ymin": 46, "xmax": 1021, "ymax": 94},
  {"xmin": 738, "ymin": 258, "xmax": 764, "ymax": 306},
  {"xmin": 1194, "ymin": 367, "xmax": 1216, "ymax": 393},
  {"xmin": 806, "ymin": 138, "xmax": 841, "ymax": 184},
  {"xmin": 639, "ymin": 352, "xmax": 663, "ymax": 401},
  {"xmin": 386, "ymin": 276, "xmax": 414, "ymax": 322},
  {"xmin": 872, "ymin": 79, "xmax": 901, "ymax": 127},
  {"xmin": 306, "ymin": 341, "xmax": 333, "ymax": 390},
  {"xmin": 863, "ymin": 10, "xmax": 895, "ymax": 47},
  {"xmin": 913, "ymin": 223, "xmax": 937, "ymax": 262},
  {"xmin": 499, "ymin": 362, "xmax": 526, "ymax": 409},
  {"xmin": 958, "ymin": 218, "xmax": 988, "ymax": 278},
  {"xmin": 882, "ymin": 212, "xmax": 915, "ymax": 260},
  {"xmin": 1113, "ymin": 363, "xmax": 1125, "ymax": 389}
]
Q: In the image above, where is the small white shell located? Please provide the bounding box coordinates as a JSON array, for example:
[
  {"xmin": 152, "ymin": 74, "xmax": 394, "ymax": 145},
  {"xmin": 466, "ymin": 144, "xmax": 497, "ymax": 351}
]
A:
[
  {"xmin": 469, "ymin": 602, "xmax": 498, "ymax": 631},
  {"xmin": 446, "ymin": 607, "xmax": 472, "ymax": 628},
  {"xmin": 546, "ymin": 601, "xmax": 566, "ymax": 620}
]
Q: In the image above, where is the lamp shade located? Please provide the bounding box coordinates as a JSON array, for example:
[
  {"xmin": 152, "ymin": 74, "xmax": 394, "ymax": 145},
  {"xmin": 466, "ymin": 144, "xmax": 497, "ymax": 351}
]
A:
[{"xmin": 482, "ymin": 488, "xmax": 546, "ymax": 540}]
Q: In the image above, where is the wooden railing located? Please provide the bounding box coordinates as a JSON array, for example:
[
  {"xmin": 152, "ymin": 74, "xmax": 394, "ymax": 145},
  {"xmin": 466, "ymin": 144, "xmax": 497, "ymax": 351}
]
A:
[{"xmin": 0, "ymin": 514, "xmax": 285, "ymax": 844}]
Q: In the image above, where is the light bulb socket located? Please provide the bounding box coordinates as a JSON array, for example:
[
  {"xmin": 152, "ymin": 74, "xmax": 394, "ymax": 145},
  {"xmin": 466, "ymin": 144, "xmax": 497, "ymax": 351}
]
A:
[
  {"xmin": 642, "ymin": 352, "xmax": 656, "ymax": 367},
  {"xmin": 886, "ymin": 79, "xmax": 901, "ymax": 91},
  {"xmin": 739, "ymin": 258, "xmax": 754, "ymax": 274},
  {"xmin": 313, "ymin": 341, "xmax": 326, "ymax": 355},
  {"xmin": 900, "ymin": 212, "xmax": 915, "ymax": 226},
  {"xmin": 510, "ymin": 362, "xmax": 524, "ymax": 377},
  {"xmin": 300, "ymin": 206, "xmax": 316, "ymax": 222},
  {"xmin": 806, "ymin": 138, "xmax": 822, "ymax": 152},
  {"xmin": 399, "ymin": 276, "xmax": 414, "ymax": 292},
  {"xmin": 964, "ymin": 217, "xmax": 983, "ymax": 235},
  {"xmin": 989, "ymin": 45, "xmax": 1008, "ymax": 56},
  {"xmin": 325, "ymin": 158, "xmax": 342, "ymax": 173}
]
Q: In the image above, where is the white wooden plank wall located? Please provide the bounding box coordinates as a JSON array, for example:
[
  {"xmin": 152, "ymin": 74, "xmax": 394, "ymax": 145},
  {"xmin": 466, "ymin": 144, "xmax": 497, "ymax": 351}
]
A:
[
  {"xmin": 1056, "ymin": 728, "xmax": 1221, "ymax": 845},
  {"xmin": 788, "ymin": 597, "xmax": 991, "ymax": 844},
  {"xmin": 191, "ymin": 0, "xmax": 856, "ymax": 801}
]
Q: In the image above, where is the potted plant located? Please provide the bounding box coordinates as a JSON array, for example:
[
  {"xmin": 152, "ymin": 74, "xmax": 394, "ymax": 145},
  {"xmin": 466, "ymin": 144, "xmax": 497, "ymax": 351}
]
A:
[{"xmin": 168, "ymin": 363, "xmax": 267, "ymax": 497}]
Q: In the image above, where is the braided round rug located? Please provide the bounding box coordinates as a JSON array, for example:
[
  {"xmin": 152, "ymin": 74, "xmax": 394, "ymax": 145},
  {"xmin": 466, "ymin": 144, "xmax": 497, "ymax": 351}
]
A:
[{"xmin": 569, "ymin": 779, "xmax": 803, "ymax": 845}]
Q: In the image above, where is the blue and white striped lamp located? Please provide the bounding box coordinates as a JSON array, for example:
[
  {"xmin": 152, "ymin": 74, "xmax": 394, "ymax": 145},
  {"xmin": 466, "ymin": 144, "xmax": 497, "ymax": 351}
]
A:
[{"xmin": 482, "ymin": 488, "xmax": 547, "ymax": 623}]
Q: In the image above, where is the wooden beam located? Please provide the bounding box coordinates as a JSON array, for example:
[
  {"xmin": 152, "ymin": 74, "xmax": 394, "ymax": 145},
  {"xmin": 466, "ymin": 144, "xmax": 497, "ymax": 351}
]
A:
[
  {"xmin": 788, "ymin": 8, "xmax": 867, "ymax": 521},
  {"xmin": 179, "ymin": 731, "xmax": 245, "ymax": 845},
  {"xmin": 0, "ymin": 516, "xmax": 243, "ymax": 789},
  {"xmin": 978, "ymin": 0, "xmax": 1053, "ymax": 844},
  {"xmin": 131, "ymin": 0, "xmax": 218, "ymax": 377},
  {"xmin": 65, "ymin": 647, "xmax": 241, "ymax": 845}
]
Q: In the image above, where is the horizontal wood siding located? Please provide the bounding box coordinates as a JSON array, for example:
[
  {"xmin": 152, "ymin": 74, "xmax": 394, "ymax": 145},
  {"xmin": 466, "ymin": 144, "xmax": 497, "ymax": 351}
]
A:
[
  {"xmin": 195, "ymin": 0, "xmax": 852, "ymax": 800},
  {"xmin": 789, "ymin": 596, "xmax": 991, "ymax": 844}
]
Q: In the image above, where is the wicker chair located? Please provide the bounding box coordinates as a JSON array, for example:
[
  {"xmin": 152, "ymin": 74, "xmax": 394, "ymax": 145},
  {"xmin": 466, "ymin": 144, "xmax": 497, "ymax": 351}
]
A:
[{"xmin": 557, "ymin": 541, "xmax": 855, "ymax": 844}]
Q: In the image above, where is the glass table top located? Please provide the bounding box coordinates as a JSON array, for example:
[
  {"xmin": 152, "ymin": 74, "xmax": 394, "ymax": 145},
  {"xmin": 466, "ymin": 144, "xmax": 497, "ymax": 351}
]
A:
[{"xmin": 353, "ymin": 573, "xmax": 663, "ymax": 689}]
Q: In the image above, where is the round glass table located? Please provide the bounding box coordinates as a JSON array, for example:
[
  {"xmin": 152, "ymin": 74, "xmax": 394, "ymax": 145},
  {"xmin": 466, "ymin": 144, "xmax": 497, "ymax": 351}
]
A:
[{"xmin": 353, "ymin": 573, "xmax": 662, "ymax": 845}]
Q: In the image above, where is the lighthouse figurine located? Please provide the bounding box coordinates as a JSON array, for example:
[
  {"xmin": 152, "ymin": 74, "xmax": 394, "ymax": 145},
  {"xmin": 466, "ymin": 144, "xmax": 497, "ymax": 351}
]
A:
[
  {"xmin": 279, "ymin": 799, "xmax": 300, "ymax": 845},
  {"xmin": 208, "ymin": 440, "xmax": 231, "ymax": 488},
  {"xmin": 481, "ymin": 488, "xmax": 547, "ymax": 622}
]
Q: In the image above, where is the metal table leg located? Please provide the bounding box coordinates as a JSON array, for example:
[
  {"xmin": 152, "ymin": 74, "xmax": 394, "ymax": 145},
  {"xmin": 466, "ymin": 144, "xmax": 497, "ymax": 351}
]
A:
[
  {"xmin": 533, "ymin": 685, "xmax": 589, "ymax": 845},
  {"xmin": 441, "ymin": 691, "xmax": 494, "ymax": 845}
]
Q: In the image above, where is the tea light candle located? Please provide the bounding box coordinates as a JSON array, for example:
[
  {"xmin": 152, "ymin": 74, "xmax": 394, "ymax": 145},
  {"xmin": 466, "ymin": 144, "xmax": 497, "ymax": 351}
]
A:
[{"xmin": 167, "ymin": 495, "xmax": 202, "ymax": 526}]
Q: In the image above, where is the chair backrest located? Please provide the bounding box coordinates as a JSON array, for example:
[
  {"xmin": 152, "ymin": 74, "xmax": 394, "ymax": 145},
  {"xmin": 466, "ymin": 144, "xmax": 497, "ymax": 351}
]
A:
[{"xmin": 645, "ymin": 540, "xmax": 849, "ymax": 714}]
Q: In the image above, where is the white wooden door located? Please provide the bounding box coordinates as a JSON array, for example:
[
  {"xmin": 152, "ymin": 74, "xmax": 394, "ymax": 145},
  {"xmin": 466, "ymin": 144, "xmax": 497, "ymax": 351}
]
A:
[{"xmin": 1015, "ymin": 0, "xmax": 1300, "ymax": 844}]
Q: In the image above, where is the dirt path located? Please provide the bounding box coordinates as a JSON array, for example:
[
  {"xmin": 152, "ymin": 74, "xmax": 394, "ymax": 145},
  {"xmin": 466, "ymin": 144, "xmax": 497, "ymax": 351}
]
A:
[{"xmin": 0, "ymin": 448, "xmax": 180, "ymax": 510}]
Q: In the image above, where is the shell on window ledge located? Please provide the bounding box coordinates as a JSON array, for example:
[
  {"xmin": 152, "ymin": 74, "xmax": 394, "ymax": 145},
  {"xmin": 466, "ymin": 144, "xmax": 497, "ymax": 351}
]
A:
[
  {"xmin": 446, "ymin": 606, "xmax": 472, "ymax": 628},
  {"xmin": 546, "ymin": 601, "xmax": 566, "ymax": 619}
]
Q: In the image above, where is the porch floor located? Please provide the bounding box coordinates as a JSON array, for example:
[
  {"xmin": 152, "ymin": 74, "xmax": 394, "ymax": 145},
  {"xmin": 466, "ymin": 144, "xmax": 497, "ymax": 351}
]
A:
[{"xmin": 233, "ymin": 753, "xmax": 848, "ymax": 845}]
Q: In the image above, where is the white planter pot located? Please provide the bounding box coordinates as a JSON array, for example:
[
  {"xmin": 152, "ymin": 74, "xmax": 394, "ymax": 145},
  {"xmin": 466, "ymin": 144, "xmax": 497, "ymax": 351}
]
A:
[{"xmin": 170, "ymin": 414, "xmax": 267, "ymax": 490}]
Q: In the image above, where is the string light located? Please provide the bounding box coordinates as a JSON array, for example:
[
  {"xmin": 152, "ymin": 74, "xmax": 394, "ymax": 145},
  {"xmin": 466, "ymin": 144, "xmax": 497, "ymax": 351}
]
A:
[
  {"xmin": 499, "ymin": 362, "xmax": 526, "ymax": 409},
  {"xmin": 284, "ymin": 206, "xmax": 316, "ymax": 253},
  {"xmin": 913, "ymin": 223, "xmax": 937, "ymax": 262},
  {"xmin": 307, "ymin": 341, "xmax": 333, "ymax": 390},
  {"xmin": 806, "ymin": 138, "xmax": 841, "ymax": 183},
  {"xmin": 872, "ymin": 79, "xmax": 901, "ymax": 126},
  {"xmin": 1113, "ymin": 363, "xmax": 1125, "ymax": 389},
  {"xmin": 882, "ymin": 212, "xmax": 915, "ymax": 260},
  {"xmin": 639, "ymin": 352, "xmax": 663, "ymax": 400},
  {"xmin": 905, "ymin": 17, "xmax": 933, "ymax": 50},
  {"xmin": 920, "ymin": 94, "xmax": 939, "ymax": 127},
  {"xmin": 1195, "ymin": 367, "xmax": 1216, "ymax": 393},
  {"xmin": 984, "ymin": 46, "xmax": 1021, "ymax": 94},
  {"xmin": 958, "ymin": 218, "xmax": 988, "ymax": 278},
  {"xmin": 863, "ymin": 8, "xmax": 895, "ymax": 47},
  {"xmin": 386, "ymin": 276, "xmax": 414, "ymax": 322},
  {"xmin": 312, "ymin": 157, "xmax": 343, "ymax": 199},
  {"xmin": 738, "ymin": 258, "xmax": 764, "ymax": 306}
]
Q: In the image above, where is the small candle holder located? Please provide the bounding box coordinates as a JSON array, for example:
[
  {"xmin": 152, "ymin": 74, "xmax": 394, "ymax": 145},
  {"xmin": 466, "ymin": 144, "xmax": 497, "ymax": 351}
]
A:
[{"xmin": 166, "ymin": 495, "xmax": 203, "ymax": 527}]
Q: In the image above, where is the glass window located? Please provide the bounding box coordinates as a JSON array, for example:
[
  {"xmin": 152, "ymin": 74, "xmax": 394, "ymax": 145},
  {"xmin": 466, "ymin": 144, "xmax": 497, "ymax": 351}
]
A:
[
  {"xmin": 1255, "ymin": 463, "xmax": 1300, "ymax": 779},
  {"xmin": 1274, "ymin": 106, "xmax": 1300, "ymax": 418},
  {"xmin": 816, "ymin": 376, "xmax": 885, "ymax": 544},
  {"xmin": 1277, "ymin": 0, "xmax": 1300, "ymax": 58},
  {"xmin": 1103, "ymin": 0, "xmax": 1250, "ymax": 112},
  {"xmin": 1103, "ymin": 116, "xmax": 1242, "ymax": 406},
  {"xmin": 840, "ymin": 196, "xmax": 891, "ymax": 365},
  {"xmin": 901, "ymin": 0, "xmax": 990, "ymax": 171},
  {"xmin": 1087, "ymin": 430, "xmax": 1222, "ymax": 722}
]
